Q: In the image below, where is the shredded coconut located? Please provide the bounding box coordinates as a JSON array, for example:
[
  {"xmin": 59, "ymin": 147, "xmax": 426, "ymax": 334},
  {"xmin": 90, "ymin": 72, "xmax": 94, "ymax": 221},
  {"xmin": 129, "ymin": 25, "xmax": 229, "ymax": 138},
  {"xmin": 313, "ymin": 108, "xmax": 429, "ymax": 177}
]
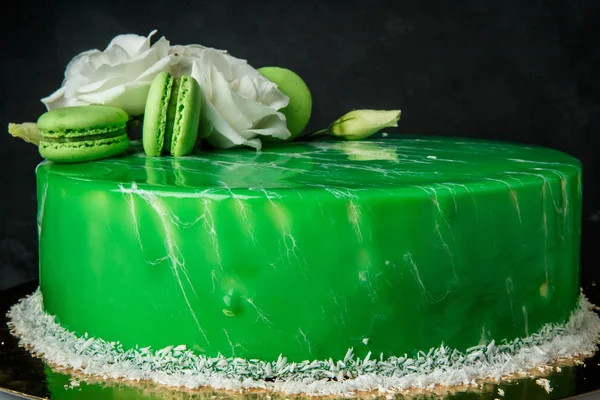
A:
[
  {"xmin": 69, "ymin": 379, "xmax": 81, "ymax": 388},
  {"xmin": 535, "ymin": 378, "xmax": 552, "ymax": 393},
  {"xmin": 6, "ymin": 289, "xmax": 600, "ymax": 397}
]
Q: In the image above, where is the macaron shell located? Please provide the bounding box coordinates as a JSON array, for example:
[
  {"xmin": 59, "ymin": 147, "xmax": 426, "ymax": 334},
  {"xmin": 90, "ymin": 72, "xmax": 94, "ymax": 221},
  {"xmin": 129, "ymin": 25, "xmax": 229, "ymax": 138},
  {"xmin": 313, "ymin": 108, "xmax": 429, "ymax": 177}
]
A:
[
  {"xmin": 39, "ymin": 134, "xmax": 129, "ymax": 163},
  {"xmin": 37, "ymin": 105, "xmax": 128, "ymax": 135},
  {"xmin": 258, "ymin": 67, "xmax": 312, "ymax": 139},
  {"xmin": 143, "ymin": 71, "xmax": 174, "ymax": 156},
  {"xmin": 164, "ymin": 77, "xmax": 181, "ymax": 154},
  {"xmin": 170, "ymin": 76, "xmax": 202, "ymax": 157}
]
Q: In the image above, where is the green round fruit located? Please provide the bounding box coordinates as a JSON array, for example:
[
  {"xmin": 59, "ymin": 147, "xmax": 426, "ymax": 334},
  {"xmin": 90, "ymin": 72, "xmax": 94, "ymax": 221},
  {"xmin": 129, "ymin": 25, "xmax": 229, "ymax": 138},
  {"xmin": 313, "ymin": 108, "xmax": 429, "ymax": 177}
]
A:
[{"xmin": 259, "ymin": 66, "xmax": 312, "ymax": 139}]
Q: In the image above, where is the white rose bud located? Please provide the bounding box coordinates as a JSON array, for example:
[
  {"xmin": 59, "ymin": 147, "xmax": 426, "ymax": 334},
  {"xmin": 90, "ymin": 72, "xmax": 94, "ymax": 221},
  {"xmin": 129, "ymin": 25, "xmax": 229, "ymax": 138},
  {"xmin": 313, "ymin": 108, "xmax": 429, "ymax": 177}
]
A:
[{"xmin": 330, "ymin": 110, "xmax": 401, "ymax": 140}]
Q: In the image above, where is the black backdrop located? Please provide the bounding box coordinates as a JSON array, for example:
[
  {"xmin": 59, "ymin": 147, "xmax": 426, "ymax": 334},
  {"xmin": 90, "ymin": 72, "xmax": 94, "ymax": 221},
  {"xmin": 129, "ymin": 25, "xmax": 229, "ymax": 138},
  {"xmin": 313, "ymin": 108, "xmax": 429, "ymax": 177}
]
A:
[{"xmin": 0, "ymin": 0, "xmax": 598, "ymax": 290}]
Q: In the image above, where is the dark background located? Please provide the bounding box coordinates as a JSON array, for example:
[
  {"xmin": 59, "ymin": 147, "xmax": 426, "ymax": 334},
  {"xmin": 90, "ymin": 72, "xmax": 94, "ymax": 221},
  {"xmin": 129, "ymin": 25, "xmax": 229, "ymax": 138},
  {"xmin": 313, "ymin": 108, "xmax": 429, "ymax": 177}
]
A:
[{"xmin": 0, "ymin": 0, "xmax": 599, "ymax": 291}]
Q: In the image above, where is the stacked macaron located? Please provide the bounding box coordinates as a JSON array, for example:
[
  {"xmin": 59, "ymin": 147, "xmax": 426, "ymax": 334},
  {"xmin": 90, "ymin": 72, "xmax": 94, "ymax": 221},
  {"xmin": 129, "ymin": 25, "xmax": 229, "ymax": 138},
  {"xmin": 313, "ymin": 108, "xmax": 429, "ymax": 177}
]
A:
[
  {"xmin": 142, "ymin": 71, "xmax": 202, "ymax": 157},
  {"xmin": 36, "ymin": 105, "xmax": 130, "ymax": 163}
]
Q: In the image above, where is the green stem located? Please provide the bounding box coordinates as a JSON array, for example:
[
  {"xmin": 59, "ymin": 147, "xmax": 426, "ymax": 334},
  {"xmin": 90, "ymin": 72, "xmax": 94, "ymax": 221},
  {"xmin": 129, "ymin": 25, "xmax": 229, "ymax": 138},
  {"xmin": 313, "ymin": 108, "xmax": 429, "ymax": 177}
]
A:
[{"xmin": 306, "ymin": 128, "xmax": 331, "ymax": 138}]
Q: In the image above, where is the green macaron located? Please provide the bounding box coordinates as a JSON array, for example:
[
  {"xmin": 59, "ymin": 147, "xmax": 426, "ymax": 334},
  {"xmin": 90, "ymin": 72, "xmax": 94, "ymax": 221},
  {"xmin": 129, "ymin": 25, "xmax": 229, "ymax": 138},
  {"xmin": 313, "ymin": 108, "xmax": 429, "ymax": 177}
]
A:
[
  {"xmin": 37, "ymin": 105, "xmax": 129, "ymax": 163},
  {"xmin": 143, "ymin": 71, "xmax": 202, "ymax": 157},
  {"xmin": 258, "ymin": 66, "xmax": 312, "ymax": 139}
]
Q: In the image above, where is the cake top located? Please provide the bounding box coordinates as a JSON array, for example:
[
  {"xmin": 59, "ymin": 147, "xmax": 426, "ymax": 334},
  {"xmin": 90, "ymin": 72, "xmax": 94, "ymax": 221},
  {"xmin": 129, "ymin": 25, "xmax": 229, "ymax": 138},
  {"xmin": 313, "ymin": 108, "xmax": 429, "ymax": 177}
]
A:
[{"xmin": 37, "ymin": 136, "xmax": 580, "ymax": 192}]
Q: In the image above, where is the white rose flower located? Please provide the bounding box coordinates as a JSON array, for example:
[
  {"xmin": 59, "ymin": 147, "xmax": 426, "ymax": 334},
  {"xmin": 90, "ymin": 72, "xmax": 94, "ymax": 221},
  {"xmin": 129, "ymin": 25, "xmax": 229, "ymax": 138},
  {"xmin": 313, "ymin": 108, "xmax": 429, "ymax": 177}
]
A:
[
  {"xmin": 41, "ymin": 30, "xmax": 172, "ymax": 116},
  {"xmin": 41, "ymin": 31, "xmax": 291, "ymax": 149},
  {"xmin": 170, "ymin": 44, "xmax": 291, "ymax": 149}
]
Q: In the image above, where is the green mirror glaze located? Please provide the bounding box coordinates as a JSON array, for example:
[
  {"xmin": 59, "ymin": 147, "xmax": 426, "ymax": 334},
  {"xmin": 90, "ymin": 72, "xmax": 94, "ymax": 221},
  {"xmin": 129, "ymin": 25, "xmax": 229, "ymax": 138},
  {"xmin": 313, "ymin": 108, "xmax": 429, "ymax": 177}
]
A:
[{"xmin": 37, "ymin": 136, "xmax": 582, "ymax": 362}]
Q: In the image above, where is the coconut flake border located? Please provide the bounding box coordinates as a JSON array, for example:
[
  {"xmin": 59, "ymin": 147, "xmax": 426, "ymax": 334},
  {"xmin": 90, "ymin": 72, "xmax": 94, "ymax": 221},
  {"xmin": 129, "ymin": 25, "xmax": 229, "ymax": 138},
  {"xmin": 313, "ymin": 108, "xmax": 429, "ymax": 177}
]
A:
[{"xmin": 6, "ymin": 289, "xmax": 600, "ymax": 397}]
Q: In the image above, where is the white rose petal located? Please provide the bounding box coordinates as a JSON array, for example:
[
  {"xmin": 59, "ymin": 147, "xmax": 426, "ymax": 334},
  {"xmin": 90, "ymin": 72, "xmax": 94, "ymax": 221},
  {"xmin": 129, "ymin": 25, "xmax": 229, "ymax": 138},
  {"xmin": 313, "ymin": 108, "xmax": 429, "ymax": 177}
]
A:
[
  {"xmin": 171, "ymin": 45, "xmax": 290, "ymax": 149},
  {"xmin": 42, "ymin": 30, "xmax": 172, "ymax": 116}
]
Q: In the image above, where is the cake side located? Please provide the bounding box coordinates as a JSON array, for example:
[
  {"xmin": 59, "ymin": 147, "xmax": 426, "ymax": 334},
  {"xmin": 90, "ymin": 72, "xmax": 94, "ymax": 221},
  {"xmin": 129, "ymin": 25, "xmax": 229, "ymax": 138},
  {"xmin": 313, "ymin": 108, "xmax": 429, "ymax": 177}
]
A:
[{"xmin": 36, "ymin": 137, "xmax": 582, "ymax": 362}]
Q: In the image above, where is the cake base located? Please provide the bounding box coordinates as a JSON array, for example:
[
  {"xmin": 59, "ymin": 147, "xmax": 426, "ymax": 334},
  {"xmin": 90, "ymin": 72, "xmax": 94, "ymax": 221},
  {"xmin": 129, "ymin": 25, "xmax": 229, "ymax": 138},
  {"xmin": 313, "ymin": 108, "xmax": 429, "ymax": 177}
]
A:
[{"xmin": 6, "ymin": 286, "xmax": 600, "ymax": 398}]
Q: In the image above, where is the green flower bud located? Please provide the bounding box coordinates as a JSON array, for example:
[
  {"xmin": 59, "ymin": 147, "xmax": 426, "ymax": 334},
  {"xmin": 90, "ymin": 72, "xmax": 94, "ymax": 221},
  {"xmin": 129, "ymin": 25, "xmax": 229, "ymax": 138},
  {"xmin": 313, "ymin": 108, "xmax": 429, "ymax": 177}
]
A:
[{"xmin": 330, "ymin": 110, "xmax": 401, "ymax": 140}]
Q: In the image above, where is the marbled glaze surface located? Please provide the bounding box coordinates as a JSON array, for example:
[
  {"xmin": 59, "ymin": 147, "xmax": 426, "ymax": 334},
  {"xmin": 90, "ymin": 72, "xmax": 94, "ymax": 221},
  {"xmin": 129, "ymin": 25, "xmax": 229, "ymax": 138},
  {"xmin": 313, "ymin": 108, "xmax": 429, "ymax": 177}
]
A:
[{"xmin": 37, "ymin": 136, "xmax": 582, "ymax": 362}]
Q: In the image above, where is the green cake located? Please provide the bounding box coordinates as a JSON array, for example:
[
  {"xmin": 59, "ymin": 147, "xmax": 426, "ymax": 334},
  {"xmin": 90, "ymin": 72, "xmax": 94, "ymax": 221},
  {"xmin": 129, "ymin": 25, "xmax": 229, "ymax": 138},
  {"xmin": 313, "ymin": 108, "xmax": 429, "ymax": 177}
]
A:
[
  {"xmin": 6, "ymin": 31, "xmax": 599, "ymax": 397},
  {"xmin": 35, "ymin": 137, "xmax": 581, "ymax": 361},
  {"xmin": 8, "ymin": 134, "xmax": 600, "ymax": 397}
]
